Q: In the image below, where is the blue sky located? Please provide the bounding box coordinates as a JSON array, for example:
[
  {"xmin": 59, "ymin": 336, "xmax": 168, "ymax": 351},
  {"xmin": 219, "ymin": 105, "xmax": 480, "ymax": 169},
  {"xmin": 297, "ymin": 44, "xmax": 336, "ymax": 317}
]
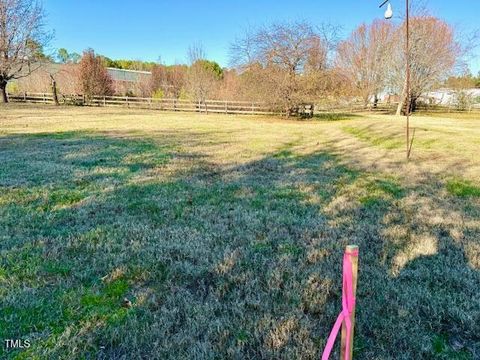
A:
[{"xmin": 44, "ymin": 0, "xmax": 479, "ymax": 73}]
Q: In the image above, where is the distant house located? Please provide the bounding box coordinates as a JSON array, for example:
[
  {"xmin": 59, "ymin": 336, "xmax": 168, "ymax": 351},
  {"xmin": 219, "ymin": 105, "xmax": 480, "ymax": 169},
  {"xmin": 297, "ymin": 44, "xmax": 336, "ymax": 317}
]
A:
[
  {"xmin": 420, "ymin": 88, "xmax": 480, "ymax": 106},
  {"xmin": 377, "ymin": 88, "xmax": 480, "ymax": 109}
]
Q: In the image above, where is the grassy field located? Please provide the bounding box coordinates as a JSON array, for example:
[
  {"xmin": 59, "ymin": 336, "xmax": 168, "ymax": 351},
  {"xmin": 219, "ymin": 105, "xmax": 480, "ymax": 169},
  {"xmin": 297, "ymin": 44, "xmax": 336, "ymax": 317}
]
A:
[{"xmin": 1, "ymin": 104, "xmax": 479, "ymax": 359}]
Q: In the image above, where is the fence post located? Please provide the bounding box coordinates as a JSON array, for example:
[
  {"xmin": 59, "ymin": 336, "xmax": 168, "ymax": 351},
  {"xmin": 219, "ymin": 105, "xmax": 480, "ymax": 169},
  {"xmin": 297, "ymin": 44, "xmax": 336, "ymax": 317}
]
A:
[
  {"xmin": 24, "ymin": 92, "xmax": 27, "ymax": 102},
  {"xmin": 340, "ymin": 245, "xmax": 359, "ymax": 360},
  {"xmin": 126, "ymin": 96, "xmax": 129, "ymax": 108},
  {"xmin": 225, "ymin": 100, "xmax": 228, "ymax": 114},
  {"xmin": 251, "ymin": 102, "xmax": 255, "ymax": 114},
  {"xmin": 173, "ymin": 98, "xmax": 176, "ymax": 111},
  {"xmin": 43, "ymin": 93, "xmax": 46, "ymax": 104},
  {"xmin": 103, "ymin": 96, "xmax": 106, "ymax": 107}
]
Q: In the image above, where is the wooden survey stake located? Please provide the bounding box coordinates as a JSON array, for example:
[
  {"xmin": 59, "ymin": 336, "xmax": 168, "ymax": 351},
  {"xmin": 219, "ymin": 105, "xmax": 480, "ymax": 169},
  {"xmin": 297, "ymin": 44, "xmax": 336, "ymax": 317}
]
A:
[{"xmin": 340, "ymin": 245, "xmax": 359, "ymax": 360}]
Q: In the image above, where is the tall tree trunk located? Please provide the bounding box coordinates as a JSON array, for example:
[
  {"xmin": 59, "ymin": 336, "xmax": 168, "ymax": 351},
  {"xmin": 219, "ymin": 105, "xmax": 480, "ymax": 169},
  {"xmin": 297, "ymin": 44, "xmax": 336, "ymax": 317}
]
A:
[
  {"xmin": 363, "ymin": 94, "xmax": 370, "ymax": 109},
  {"xmin": 0, "ymin": 80, "xmax": 8, "ymax": 103},
  {"xmin": 396, "ymin": 78, "xmax": 408, "ymax": 116},
  {"xmin": 410, "ymin": 96, "xmax": 417, "ymax": 113},
  {"xmin": 50, "ymin": 75, "xmax": 59, "ymax": 106}
]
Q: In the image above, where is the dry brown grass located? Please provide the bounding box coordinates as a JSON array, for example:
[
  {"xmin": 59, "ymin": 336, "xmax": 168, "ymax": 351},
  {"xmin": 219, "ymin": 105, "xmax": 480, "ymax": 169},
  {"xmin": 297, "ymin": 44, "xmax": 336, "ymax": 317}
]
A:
[{"xmin": 0, "ymin": 104, "xmax": 479, "ymax": 359}]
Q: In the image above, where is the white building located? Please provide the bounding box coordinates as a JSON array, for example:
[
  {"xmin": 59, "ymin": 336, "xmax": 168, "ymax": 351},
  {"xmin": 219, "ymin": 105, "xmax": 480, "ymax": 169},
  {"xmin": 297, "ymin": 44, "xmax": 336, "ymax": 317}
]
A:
[{"xmin": 421, "ymin": 88, "xmax": 480, "ymax": 106}]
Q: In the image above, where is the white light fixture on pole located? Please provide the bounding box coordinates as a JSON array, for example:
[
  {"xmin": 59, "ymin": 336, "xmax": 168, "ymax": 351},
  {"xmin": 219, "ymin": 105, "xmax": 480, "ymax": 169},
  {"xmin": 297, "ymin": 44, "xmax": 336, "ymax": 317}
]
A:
[
  {"xmin": 379, "ymin": 0, "xmax": 412, "ymax": 160},
  {"xmin": 384, "ymin": 3, "xmax": 393, "ymax": 19}
]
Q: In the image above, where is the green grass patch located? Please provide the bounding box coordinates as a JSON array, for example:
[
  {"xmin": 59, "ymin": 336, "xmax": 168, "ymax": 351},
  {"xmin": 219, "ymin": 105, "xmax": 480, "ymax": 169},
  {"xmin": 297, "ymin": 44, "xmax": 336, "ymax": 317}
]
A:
[
  {"xmin": 356, "ymin": 177, "xmax": 405, "ymax": 209},
  {"xmin": 432, "ymin": 334, "xmax": 472, "ymax": 359},
  {"xmin": 278, "ymin": 243, "xmax": 303, "ymax": 257},
  {"xmin": 42, "ymin": 261, "xmax": 72, "ymax": 277},
  {"xmin": 343, "ymin": 126, "xmax": 403, "ymax": 149},
  {"xmin": 359, "ymin": 195, "xmax": 385, "ymax": 208},
  {"xmin": 371, "ymin": 179, "xmax": 404, "ymax": 198},
  {"xmin": 313, "ymin": 113, "xmax": 359, "ymax": 121},
  {"xmin": 44, "ymin": 189, "xmax": 86, "ymax": 209},
  {"xmin": 273, "ymin": 149, "xmax": 295, "ymax": 159},
  {"xmin": 447, "ymin": 179, "xmax": 480, "ymax": 198}
]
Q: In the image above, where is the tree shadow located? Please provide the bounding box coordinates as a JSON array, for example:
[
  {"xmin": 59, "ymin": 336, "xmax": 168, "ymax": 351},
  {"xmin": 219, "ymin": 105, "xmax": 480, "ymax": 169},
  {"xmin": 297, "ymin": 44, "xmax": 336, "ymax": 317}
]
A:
[
  {"xmin": 312, "ymin": 113, "xmax": 362, "ymax": 122},
  {"xmin": 0, "ymin": 131, "xmax": 478, "ymax": 359}
]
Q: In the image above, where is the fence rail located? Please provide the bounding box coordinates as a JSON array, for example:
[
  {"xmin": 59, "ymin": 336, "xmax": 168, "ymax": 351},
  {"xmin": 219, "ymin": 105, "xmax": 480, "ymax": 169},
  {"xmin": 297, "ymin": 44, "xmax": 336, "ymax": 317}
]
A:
[
  {"xmin": 7, "ymin": 92, "xmax": 277, "ymax": 115},
  {"xmin": 6, "ymin": 92, "xmax": 392, "ymax": 115},
  {"xmin": 7, "ymin": 92, "xmax": 56, "ymax": 104},
  {"xmin": 8, "ymin": 92, "xmax": 478, "ymax": 115}
]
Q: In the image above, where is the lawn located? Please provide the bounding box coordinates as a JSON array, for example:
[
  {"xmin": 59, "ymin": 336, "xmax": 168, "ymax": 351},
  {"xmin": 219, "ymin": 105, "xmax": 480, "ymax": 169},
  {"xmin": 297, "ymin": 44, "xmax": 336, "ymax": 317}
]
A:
[{"xmin": 1, "ymin": 104, "xmax": 479, "ymax": 359}]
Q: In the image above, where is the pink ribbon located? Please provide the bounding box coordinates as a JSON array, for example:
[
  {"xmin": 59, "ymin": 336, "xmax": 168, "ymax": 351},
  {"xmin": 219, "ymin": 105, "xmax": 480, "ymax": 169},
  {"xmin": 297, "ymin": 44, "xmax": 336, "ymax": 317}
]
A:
[{"xmin": 322, "ymin": 248, "xmax": 359, "ymax": 360}]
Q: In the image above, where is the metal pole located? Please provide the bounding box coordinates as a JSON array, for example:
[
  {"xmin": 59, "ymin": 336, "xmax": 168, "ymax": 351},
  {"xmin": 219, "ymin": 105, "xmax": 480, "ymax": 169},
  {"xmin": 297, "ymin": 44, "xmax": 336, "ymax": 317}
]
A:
[
  {"xmin": 379, "ymin": 0, "xmax": 412, "ymax": 159},
  {"xmin": 406, "ymin": 0, "xmax": 411, "ymax": 159}
]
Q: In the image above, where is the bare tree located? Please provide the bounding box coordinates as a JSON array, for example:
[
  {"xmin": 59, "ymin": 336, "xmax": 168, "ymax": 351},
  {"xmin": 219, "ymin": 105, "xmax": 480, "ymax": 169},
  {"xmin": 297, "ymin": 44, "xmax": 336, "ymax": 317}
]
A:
[
  {"xmin": 150, "ymin": 64, "xmax": 187, "ymax": 98},
  {"xmin": 0, "ymin": 0, "xmax": 50, "ymax": 102},
  {"xmin": 44, "ymin": 66, "xmax": 59, "ymax": 105},
  {"xmin": 336, "ymin": 20, "xmax": 395, "ymax": 107},
  {"xmin": 389, "ymin": 16, "xmax": 461, "ymax": 114},
  {"xmin": 14, "ymin": 62, "xmax": 77, "ymax": 95},
  {"xmin": 186, "ymin": 44, "xmax": 222, "ymax": 109},
  {"xmin": 216, "ymin": 68, "xmax": 241, "ymax": 100},
  {"xmin": 188, "ymin": 43, "xmax": 206, "ymax": 66},
  {"xmin": 230, "ymin": 21, "xmax": 338, "ymax": 115},
  {"xmin": 167, "ymin": 65, "xmax": 187, "ymax": 98}
]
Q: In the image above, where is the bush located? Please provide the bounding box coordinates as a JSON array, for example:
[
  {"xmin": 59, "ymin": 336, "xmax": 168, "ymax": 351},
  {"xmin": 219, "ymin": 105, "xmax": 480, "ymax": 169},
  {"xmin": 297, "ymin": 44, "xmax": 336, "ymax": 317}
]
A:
[
  {"xmin": 78, "ymin": 49, "xmax": 114, "ymax": 97},
  {"xmin": 6, "ymin": 82, "xmax": 20, "ymax": 94},
  {"xmin": 452, "ymin": 90, "xmax": 474, "ymax": 111},
  {"xmin": 152, "ymin": 89, "xmax": 164, "ymax": 99}
]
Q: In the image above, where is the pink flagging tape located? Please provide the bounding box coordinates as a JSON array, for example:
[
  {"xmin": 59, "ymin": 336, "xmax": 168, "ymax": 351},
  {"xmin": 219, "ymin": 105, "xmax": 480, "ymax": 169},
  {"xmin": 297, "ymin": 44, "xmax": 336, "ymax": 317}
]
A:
[{"xmin": 322, "ymin": 248, "xmax": 359, "ymax": 360}]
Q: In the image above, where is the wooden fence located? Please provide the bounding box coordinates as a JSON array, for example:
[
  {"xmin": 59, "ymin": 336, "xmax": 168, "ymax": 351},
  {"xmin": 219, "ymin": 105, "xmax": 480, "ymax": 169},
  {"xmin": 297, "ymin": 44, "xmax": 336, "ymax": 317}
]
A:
[
  {"xmin": 6, "ymin": 92, "xmax": 395, "ymax": 115},
  {"xmin": 9, "ymin": 92, "xmax": 477, "ymax": 115},
  {"xmin": 415, "ymin": 103, "xmax": 480, "ymax": 112},
  {"xmin": 7, "ymin": 92, "xmax": 276, "ymax": 115},
  {"xmin": 7, "ymin": 92, "xmax": 56, "ymax": 104}
]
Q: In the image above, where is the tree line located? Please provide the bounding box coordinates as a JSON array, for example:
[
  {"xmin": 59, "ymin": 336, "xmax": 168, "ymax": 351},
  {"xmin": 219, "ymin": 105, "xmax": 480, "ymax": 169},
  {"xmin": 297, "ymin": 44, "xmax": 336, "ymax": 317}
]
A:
[{"xmin": 1, "ymin": 0, "xmax": 478, "ymax": 115}]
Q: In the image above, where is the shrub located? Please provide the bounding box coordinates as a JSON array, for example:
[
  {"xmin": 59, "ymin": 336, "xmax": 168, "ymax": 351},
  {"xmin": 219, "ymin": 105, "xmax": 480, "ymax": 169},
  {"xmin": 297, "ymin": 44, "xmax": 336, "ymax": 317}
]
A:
[
  {"xmin": 152, "ymin": 89, "xmax": 164, "ymax": 99},
  {"xmin": 6, "ymin": 82, "xmax": 20, "ymax": 94},
  {"xmin": 452, "ymin": 90, "xmax": 474, "ymax": 111},
  {"xmin": 78, "ymin": 49, "xmax": 114, "ymax": 97}
]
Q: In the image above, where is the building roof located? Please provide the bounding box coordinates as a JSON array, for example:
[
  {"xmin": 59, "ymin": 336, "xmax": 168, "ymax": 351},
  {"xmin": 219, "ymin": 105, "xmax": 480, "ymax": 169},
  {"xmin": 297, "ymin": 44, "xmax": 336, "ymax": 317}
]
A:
[
  {"xmin": 106, "ymin": 68, "xmax": 151, "ymax": 82},
  {"xmin": 19, "ymin": 62, "xmax": 152, "ymax": 83}
]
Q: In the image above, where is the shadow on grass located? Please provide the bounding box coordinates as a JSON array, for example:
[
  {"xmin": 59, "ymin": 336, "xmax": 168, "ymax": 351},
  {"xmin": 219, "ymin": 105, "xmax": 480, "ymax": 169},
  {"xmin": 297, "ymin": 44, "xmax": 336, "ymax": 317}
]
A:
[
  {"xmin": 0, "ymin": 131, "xmax": 478, "ymax": 359},
  {"xmin": 312, "ymin": 113, "xmax": 362, "ymax": 122}
]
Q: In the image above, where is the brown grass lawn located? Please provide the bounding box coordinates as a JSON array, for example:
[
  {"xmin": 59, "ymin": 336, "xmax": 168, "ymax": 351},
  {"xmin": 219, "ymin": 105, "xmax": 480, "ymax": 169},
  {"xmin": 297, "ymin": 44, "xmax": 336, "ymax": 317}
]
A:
[{"xmin": 1, "ymin": 104, "xmax": 479, "ymax": 359}]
